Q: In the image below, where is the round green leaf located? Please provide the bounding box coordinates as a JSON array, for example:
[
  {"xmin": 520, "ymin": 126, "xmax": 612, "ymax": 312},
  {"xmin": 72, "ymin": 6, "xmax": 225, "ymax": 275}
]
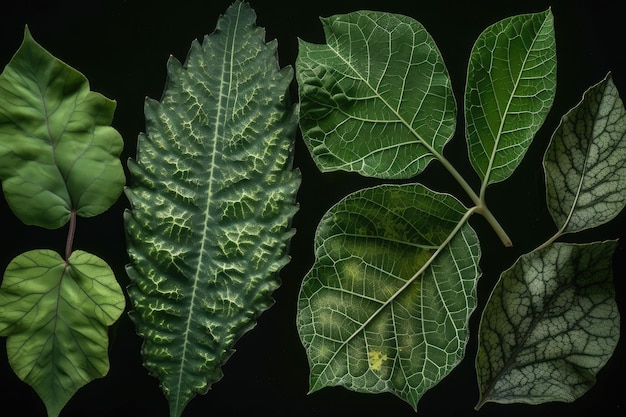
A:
[
  {"xmin": 297, "ymin": 10, "xmax": 456, "ymax": 179},
  {"xmin": 297, "ymin": 183, "xmax": 480, "ymax": 410},
  {"xmin": 465, "ymin": 9, "xmax": 556, "ymax": 187},
  {"xmin": 0, "ymin": 27, "xmax": 125, "ymax": 229}
]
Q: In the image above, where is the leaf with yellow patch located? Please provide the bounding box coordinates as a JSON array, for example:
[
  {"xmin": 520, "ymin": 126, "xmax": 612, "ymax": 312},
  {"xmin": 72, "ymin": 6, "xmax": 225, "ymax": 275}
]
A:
[{"xmin": 297, "ymin": 183, "xmax": 481, "ymax": 410}]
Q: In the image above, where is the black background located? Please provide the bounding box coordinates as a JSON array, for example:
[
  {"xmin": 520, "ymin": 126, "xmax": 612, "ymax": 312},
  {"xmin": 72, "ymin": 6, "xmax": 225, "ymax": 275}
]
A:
[{"xmin": 1, "ymin": 0, "xmax": 625, "ymax": 416}]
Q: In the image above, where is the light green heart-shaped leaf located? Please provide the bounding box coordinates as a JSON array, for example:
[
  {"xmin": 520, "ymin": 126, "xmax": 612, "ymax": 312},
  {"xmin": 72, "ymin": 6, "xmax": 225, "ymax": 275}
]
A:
[
  {"xmin": 297, "ymin": 183, "xmax": 480, "ymax": 410},
  {"xmin": 124, "ymin": 2, "xmax": 300, "ymax": 416},
  {"xmin": 0, "ymin": 249, "xmax": 125, "ymax": 417},
  {"xmin": 544, "ymin": 73, "xmax": 626, "ymax": 234},
  {"xmin": 466, "ymin": 9, "xmax": 556, "ymax": 188},
  {"xmin": 475, "ymin": 241, "xmax": 620, "ymax": 408},
  {"xmin": 0, "ymin": 26, "xmax": 125, "ymax": 229},
  {"xmin": 297, "ymin": 10, "xmax": 456, "ymax": 179}
]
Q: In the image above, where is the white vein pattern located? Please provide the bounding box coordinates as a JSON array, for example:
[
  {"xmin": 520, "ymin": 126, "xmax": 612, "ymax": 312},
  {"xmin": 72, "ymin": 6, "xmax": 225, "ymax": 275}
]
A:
[
  {"xmin": 124, "ymin": 3, "xmax": 299, "ymax": 416},
  {"xmin": 465, "ymin": 10, "xmax": 556, "ymax": 188},
  {"xmin": 297, "ymin": 11, "xmax": 456, "ymax": 180},
  {"xmin": 544, "ymin": 74, "xmax": 626, "ymax": 234},
  {"xmin": 297, "ymin": 184, "xmax": 480, "ymax": 410}
]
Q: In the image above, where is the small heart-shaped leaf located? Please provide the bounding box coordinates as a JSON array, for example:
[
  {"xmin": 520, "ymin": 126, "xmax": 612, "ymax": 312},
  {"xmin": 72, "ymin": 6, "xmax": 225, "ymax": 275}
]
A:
[{"xmin": 0, "ymin": 249, "xmax": 125, "ymax": 417}]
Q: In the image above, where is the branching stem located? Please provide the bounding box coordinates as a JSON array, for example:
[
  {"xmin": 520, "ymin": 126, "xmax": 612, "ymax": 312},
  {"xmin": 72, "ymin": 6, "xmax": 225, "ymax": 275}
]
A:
[{"xmin": 435, "ymin": 149, "xmax": 513, "ymax": 247}]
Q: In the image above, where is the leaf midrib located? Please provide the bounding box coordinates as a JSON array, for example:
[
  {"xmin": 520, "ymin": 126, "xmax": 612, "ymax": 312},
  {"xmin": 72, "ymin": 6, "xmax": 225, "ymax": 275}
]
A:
[
  {"xmin": 559, "ymin": 83, "xmax": 609, "ymax": 235},
  {"xmin": 325, "ymin": 21, "xmax": 442, "ymax": 162},
  {"xmin": 478, "ymin": 272, "xmax": 578, "ymax": 406},
  {"xmin": 312, "ymin": 207, "xmax": 475, "ymax": 389},
  {"xmin": 172, "ymin": 2, "xmax": 242, "ymax": 413},
  {"xmin": 480, "ymin": 13, "xmax": 549, "ymax": 194}
]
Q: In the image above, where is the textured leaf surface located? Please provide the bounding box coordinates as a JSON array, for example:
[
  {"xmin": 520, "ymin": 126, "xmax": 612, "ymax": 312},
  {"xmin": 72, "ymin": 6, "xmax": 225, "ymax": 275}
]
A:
[
  {"xmin": 544, "ymin": 73, "xmax": 626, "ymax": 234},
  {"xmin": 476, "ymin": 241, "xmax": 620, "ymax": 408},
  {"xmin": 124, "ymin": 2, "xmax": 300, "ymax": 416},
  {"xmin": 0, "ymin": 250, "xmax": 125, "ymax": 417},
  {"xmin": 0, "ymin": 27, "xmax": 125, "ymax": 229},
  {"xmin": 297, "ymin": 183, "xmax": 480, "ymax": 410},
  {"xmin": 296, "ymin": 10, "xmax": 455, "ymax": 179},
  {"xmin": 465, "ymin": 9, "xmax": 555, "ymax": 187}
]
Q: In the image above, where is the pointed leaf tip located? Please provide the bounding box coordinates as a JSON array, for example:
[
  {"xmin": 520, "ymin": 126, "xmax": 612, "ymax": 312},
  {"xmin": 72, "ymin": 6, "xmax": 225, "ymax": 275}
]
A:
[{"xmin": 466, "ymin": 9, "xmax": 556, "ymax": 187}]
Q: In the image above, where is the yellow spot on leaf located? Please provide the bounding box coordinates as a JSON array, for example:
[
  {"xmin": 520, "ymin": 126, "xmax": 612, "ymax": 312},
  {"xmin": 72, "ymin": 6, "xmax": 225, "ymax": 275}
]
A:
[{"xmin": 368, "ymin": 350, "xmax": 388, "ymax": 371}]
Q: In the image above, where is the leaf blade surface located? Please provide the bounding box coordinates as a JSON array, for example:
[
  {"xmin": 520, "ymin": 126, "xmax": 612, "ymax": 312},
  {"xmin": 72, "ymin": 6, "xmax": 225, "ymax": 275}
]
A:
[
  {"xmin": 544, "ymin": 73, "xmax": 626, "ymax": 234},
  {"xmin": 297, "ymin": 183, "xmax": 480, "ymax": 410},
  {"xmin": 475, "ymin": 241, "xmax": 620, "ymax": 408},
  {"xmin": 124, "ymin": 2, "xmax": 300, "ymax": 416},
  {"xmin": 297, "ymin": 11, "xmax": 456, "ymax": 179},
  {"xmin": 465, "ymin": 9, "xmax": 556, "ymax": 187},
  {"xmin": 0, "ymin": 27, "xmax": 125, "ymax": 229},
  {"xmin": 0, "ymin": 249, "xmax": 125, "ymax": 417}
]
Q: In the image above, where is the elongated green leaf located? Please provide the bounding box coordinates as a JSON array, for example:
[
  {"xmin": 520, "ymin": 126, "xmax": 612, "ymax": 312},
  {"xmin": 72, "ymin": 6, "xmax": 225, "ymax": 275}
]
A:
[
  {"xmin": 297, "ymin": 183, "xmax": 480, "ymax": 410},
  {"xmin": 466, "ymin": 9, "xmax": 556, "ymax": 187},
  {"xmin": 297, "ymin": 10, "xmax": 455, "ymax": 179},
  {"xmin": 544, "ymin": 73, "xmax": 626, "ymax": 234},
  {"xmin": 0, "ymin": 249, "xmax": 125, "ymax": 417},
  {"xmin": 475, "ymin": 241, "xmax": 620, "ymax": 408},
  {"xmin": 124, "ymin": 2, "xmax": 300, "ymax": 416},
  {"xmin": 0, "ymin": 27, "xmax": 125, "ymax": 229}
]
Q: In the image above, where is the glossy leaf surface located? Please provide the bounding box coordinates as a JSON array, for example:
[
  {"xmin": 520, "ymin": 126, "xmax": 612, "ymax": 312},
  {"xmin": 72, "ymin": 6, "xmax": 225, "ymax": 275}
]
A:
[
  {"xmin": 0, "ymin": 250, "xmax": 125, "ymax": 417},
  {"xmin": 544, "ymin": 73, "xmax": 626, "ymax": 234},
  {"xmin": 466, "ymin": 9, "xmax": 556, "ymax": 188},
  {"xmin": 297, "ymin": 10, "xmax": 455, "ymax": 179},
  {"xmin": 297, "ymin": 183, "xmax": 480, "ymax": 410},
  {"xmin": 0, "ymin": 27, "xmax": 125, "ymax": 229},
  {"xmin": 124, "ymin": 2, "xmax": 300, "ymax": 416},
  {"xmin": 476, "ymin": 241, "xmax": 619, "ymax": 407}
]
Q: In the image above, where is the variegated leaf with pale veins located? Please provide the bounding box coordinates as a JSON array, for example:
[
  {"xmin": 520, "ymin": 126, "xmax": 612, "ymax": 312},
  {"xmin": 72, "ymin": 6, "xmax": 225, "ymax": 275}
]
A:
[
  {"xmin": 297, "ymin": 183, "xmax": 480, "ymax": 410},
  {"xmin": 124, "ymin": 2, "xmax": 300, "ymax": 416}
]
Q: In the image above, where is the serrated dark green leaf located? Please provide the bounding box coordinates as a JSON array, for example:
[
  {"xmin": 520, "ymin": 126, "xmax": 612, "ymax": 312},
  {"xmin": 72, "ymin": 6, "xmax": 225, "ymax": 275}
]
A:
[
  {"xmin": 544, "ymin": 73, "xmax": 626, "ymax": 234},
  {"xmin": 124, "ymin": 2, "xmax": 300, "ymax": 416},
  {"xmin": 296, "ymin": 10, "xmax": 456, "ymax": 179},
  {"xmin": 475, "ymin": 241, "xmax": 620, "ymax": 408},
  {"xmin": 465, "ymin": 9, "xmax": 556, "ymax": 188},
  {"xmin": 0, "ymin": 26, "xmax": 125, "ymax": 229},
  {"xmin": 0, "ymin": 249, "xmax": 125, "ymax": 417},
  {"xmin": 297, "ymin": 183, "xmax": 480, "ymax": 410}
]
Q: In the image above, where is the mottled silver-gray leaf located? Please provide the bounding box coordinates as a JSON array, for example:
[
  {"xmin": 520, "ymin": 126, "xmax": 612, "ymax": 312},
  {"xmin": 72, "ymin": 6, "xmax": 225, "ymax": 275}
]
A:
[
  {"xmin": 297, "ymin": 10, "xmax": 455, "ymax": 179},
  {"xmin": 544, "ymin": 73, "xmax": 626, "ymax": 234},
  {"xmin": 476, "ymin": 241, "xmax": 619, "ymax": 408},
  {"xmin": 466, "ymin": 9, "xmax": 556, "ymax": 188}
]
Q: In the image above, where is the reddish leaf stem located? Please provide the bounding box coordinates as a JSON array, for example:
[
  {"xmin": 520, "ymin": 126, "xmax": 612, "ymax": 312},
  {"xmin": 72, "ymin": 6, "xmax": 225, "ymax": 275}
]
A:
[{"xmin": 65, "ymin": 210, "xmax": 76, "ymax": 262}]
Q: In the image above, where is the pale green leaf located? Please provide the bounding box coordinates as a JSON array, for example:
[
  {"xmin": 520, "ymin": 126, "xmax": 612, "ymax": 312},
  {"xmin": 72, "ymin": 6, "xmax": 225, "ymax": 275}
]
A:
[
  {"xmin": 297, "ymin": 10, "xmax": 455, "ymax": 179},
  {"xmin": 0, "ymin": 26, "xmax": 125, "ymax": 229},
  {"xmin": 124, "ymin": 2, "xmax": 300, "ymax": 416},
  {"xmin": 297, "ymin": 183, "xmax": 480, "ymax": 410},
  {"xmin": 475, "ymin": 241, "xmax": 620, "ymax": 408},
  {"xmin": 466, "ymin": 9, "xmax": 556, "ymax": 187},
  {"xmin": 0, "ymin": 249, "xmax": 125, "ymax": 417},
  {"xmin": 544, "ymin": 73, "xmax": 626, "ymax": 234}
]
